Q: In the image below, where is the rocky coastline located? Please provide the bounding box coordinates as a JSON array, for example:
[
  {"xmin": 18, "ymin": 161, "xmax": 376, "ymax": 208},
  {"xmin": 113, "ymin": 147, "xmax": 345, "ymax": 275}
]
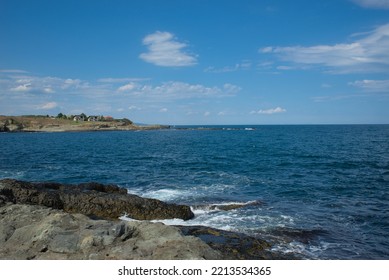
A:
[
  {"xmin": 0, "ymin": 179, "xmax": 292, "ymax": 260},
  {"xmin": 0, "ymin": 116, "xmax": 169, "ymax": 133}
]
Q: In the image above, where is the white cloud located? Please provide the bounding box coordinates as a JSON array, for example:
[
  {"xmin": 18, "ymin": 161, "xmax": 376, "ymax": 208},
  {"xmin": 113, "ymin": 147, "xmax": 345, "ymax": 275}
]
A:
[
  {"xmin": 130, "ymin": 81, "xmax": 240, "ymax": 100},
  {"xmin": 349, "ymin": 79, "xmax": 389, "ymax": 92},
  {"xmin": 10, "ymin": 83, "xmax": 31, "ymax": 92},
  {"xmin": 223, "ymin": 83, "xmax": 241, "ymax": 94},
  {"xmin": 140, "ymin": 31, "xmax": 197, "ymax": 67},
  {"xmin": 204, "ymin": 61, "xmax": 252, "ymax": 73},
  {"xmin": 43, "ymin": 87, "xmax": 55, "ymax": 93},
  {"xmin": 62, "ymin": 78, "xmax": 82, "ymax": 89},
  {"xmin": 276, "ymin": 65, "xmax": 294, "ymax": 70},
  {"xmin": 204, "ymin": 111, "xmax": 211, "ymax": 117},
  {"xmin": 159, "ymin": 108, "xmax": 168, "ymax": 113},
  {"xmin": 7, "ymin": 76, "xmax": 89, "ymax": 94},
  {"xmin": 118, "ymin": 83, "xmax": 136, "ymax": 92},
  {"xmin": 251, "ymin": 107, "xmax": 286, "ymax": 114},
  {"xmin": 351, "ymin": 0, "xmax": 389, "ymax": 9},
  {"xmin": 1, "ymin": 71, "xmax": 241, "ymax": 118},
  {"xmin": 128, "ymin": 105, "xmax": 141, "ymax": 111},
  {"xmin": 38, "ymin": 102, "xmax": 58, "ymax": 110},
  {"xmin": 260, "ymin": 23, "xmax": 389, "ymax": 73},
  {"xmin": 98, "ymin": 77, "xmax": 149, "ymax": 83}
]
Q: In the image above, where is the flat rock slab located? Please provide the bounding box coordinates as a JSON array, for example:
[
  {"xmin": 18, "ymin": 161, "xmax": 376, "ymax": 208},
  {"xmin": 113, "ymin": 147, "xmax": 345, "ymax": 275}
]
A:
[
  {"xmin": 0, "ymin": 179, "xmax": 194, "ymax": 220},
  {"xmin": 0, "ymin": 203, "xmax": 219, "ymax": 260}
]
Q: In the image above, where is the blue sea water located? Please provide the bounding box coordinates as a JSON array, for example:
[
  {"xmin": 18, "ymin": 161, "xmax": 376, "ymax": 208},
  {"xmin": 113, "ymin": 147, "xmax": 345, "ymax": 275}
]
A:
[{"xmin": 1, "ymin": 125, "xmax": 388, "ymax": 259}]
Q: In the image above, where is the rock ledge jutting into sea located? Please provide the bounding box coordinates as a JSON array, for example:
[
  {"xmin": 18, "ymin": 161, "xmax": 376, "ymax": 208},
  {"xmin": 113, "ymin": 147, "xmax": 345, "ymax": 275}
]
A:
[{"xmin": 0, "ymin": 179, "xmax": 194, "ymax": 220}]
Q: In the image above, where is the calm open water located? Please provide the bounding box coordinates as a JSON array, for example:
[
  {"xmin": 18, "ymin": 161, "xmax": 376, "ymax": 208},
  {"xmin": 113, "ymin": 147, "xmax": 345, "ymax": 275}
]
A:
[{"xmin": 1, "ymin": 125, "xmax": 388, "ymax": 259}]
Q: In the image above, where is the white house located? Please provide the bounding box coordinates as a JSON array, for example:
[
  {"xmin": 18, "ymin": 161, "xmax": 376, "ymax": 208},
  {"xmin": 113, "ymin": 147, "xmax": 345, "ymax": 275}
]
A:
[
  {"xmin": 88, "ymin": 116, "xmax": 100, "ymax": 122},
  {"xmin": 73, "ymin": 115, "xmax": 85, "ymax": 122}
]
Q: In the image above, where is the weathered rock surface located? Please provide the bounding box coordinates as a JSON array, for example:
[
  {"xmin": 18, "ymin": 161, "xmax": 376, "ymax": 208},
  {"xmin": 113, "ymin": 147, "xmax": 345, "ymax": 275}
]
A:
[
  {"xmin": 0, "ymin": 203, "xmax": 220, "ymax": 260},
  {"xmin": 0, "ymin": 179, "xmax": 292, "ymax": 260},
  {"xmin": 0, "ymin": 118, "xmax": 24, "ymax": 132},
  {"xmin": 0, "ymin": 179, "xmax": 194, "ymax": 220},
  {"xmin": 178, "ymin": 226, "xmax": 296, "ymax": 260}
]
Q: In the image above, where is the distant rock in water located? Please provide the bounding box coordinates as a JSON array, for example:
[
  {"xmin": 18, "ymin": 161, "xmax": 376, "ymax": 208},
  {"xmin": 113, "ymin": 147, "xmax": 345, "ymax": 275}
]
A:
[{"xmin": 0, "ymin": 179, "xmax": 194, "ymax": 221}]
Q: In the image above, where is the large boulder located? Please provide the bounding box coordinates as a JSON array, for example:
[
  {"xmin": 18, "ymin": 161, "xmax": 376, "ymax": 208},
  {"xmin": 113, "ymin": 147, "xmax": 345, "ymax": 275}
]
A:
[{"xmin": 0, "ymin": 179, "xmax": 194, "ymax": 220}]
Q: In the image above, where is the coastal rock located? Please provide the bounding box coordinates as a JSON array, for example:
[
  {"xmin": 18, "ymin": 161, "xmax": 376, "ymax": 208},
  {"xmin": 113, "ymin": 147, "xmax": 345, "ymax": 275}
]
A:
[
  {"xmin": 177, "ymin": 226, "xmax": 294, "ymax": 260},
  {"xmin": 0, "ymin": 203, "xmax": 220, "ymax": 260},
  {"xmin": 0, "ymin": 179, "xmax": 194, "ymax": 220},
  {"xmin": 0, "ymin": 119, "xmax": 23, "ymax": 132}
]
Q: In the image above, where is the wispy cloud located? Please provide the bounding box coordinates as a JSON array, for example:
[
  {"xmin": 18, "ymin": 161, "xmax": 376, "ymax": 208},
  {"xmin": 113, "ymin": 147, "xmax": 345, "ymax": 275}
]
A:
[
  {"xmin": 250, "ymin": 107, "xmax": 286, "ymax": 114},
  {"xmin": 260, "ymin": 23, "xmax": 389, "ymax": 73},
  {"xmin": 98, "ymin": 77, "xmax": 149, "ymax": 83},
  {"xmin": 351, "ymin": 0, "xmax": 389, "ymax": 9},
  {"xmin": 117, "ymin": 83, "xmax": 136, "ymax": 92},
  {"xmin": 0, "ymin": 69, "xmax": 28, "ymax": 74},
  {"xmin": 1, "ymin": 71, "xmax": 240, "ymax": 116},
  {"xmin": 37, "ymin": 101, "xmax": 58, "ymax": 110},
  {"xmin": 139, "ymin": 31, "xmax": 197, "ymax": 67},
  {"xmin": 311, "ymin": 94, "xmax": 366, "ymax": 102},
  {"xmin": 204, "ymin": 61, "xmax": 252, "ymax": 73},
  {"xmin": 10, "ymin": 83, "xmax": 32, "ymax": 92},
  {"xmin": 120, "ymin": 81, "xmax": 241, "ymax": 100},
  {"xmin": 349, "ymin": 79, "xmax": 389, "ymax": 92}
]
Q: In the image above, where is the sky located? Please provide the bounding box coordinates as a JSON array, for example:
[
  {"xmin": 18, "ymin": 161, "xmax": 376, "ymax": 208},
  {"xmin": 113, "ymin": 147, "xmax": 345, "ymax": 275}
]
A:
[{"xmin": 1, "ymin": 0, "xmax": 389, "ymax": 125}]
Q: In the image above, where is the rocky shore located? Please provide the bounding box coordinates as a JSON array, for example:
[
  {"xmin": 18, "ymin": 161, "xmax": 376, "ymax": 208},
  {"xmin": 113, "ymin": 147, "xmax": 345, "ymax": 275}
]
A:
[
  {"xmin": 0, "ymin": 179, "xmax": 291, "ymax": 260},
  {"xmin": 0, "ymin": 116, "xmax": 169, "ymax": 133}
]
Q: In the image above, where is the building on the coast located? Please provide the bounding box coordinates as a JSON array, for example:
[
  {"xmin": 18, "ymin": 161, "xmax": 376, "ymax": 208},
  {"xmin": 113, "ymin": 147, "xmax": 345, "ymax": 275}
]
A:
[
  {"xmin": 73, "ymin": 115, "xmax": 85, "ymax": 122},
  {"xmin": 87, "ymin": 116, "xmax": 100, "ymax": 122}
]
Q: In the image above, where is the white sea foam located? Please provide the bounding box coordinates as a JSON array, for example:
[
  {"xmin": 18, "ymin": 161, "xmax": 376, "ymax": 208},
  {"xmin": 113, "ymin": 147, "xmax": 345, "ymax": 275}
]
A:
[
  {"xmin": 127, "ymin": 187, "xmax": 191, "ymax": 201},
  {"xmin": 0, "ymin": 170, "xmax": 25, "ymax": 179},
  {"xmin": 271, "ymin": 240, "xmax": 333, "ymax": 259}
]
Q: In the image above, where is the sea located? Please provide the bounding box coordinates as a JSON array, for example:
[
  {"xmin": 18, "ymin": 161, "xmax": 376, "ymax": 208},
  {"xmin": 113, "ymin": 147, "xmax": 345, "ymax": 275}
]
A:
[{"xmin": 1, "ymin": 125, "xmax": 388, "ymax": 259}]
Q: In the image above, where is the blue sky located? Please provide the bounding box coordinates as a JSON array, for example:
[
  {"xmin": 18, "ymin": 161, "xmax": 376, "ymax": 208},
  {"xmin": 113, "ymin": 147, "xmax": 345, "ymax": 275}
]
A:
[{"xmin": 1, "ymin": 0, "xmax": 389, "ymax": 124}]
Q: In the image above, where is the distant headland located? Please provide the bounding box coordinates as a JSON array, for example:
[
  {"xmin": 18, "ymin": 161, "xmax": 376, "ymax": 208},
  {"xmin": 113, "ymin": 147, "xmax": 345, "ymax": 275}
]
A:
[{"xmin": 0, "ymin": 114, "xmax": 170, "ymax": 132}]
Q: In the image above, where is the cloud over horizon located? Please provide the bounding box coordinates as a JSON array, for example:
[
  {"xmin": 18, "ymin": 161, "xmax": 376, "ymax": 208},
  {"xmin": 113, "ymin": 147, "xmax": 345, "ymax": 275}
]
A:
[
  {"xmin": 260, "ymin": 23, "xmax": 389, "ymax": 73},
  {"xmin": 251, "ymin": 107, "xmax": 286, "ymax": 115},
  {"xmin": 139, "ymin": 31, "xmax": 197, "ymax": 67},
  {"xmin": 0, "ymin": 71, "xmax": 240, "ymax": 117}
]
